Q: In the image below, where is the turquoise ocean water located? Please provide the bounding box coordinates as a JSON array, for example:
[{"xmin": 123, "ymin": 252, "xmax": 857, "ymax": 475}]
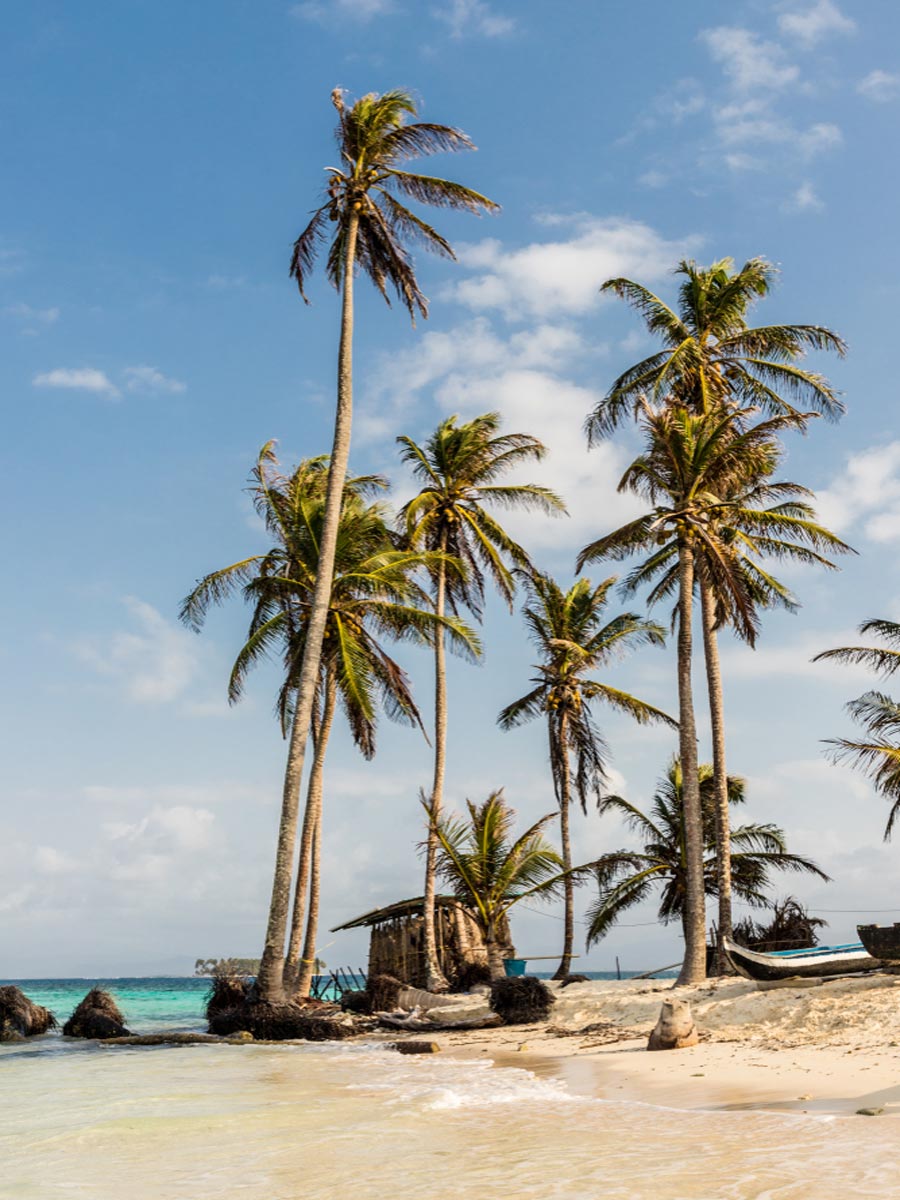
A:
[{"xmin": 2, "ymin": 975, "xmax": 897, "ymax": 1200}]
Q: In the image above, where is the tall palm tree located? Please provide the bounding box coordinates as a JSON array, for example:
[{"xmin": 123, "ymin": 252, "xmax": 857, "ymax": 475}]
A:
[
  {"xmin": 583, "ymin": 257, "xmax": 846, "ymax": 982},
  {"xmin": 398, "ymin": 413, "xmax": 565, "ymax": 989},
  {"xmin": 814, "ymin": 621, "xmax": 900, "ymax": 839},
  {"xmin": 497, "ymin": 570, "xmax": 676, "ymax": 978},
  {"xmin": 256, "ymin": 89, "xmax": 498, "ymax": 1002},
  {"xmin": 597, "ymin": 441, "xmax": 851, "ymax": 966},
  {"xmin": 181, "ymin": 447, "xmax": 478, "ymax": 998},
  {"xmin": 586, "ymin": 256, "xmax": 847, "ymax": 441},
  {"xmin": 585, "ymin": 759, "xmax": 829, "ymax": 947},
  {"xmin": 578, "ymin": 403, "xmax": 808, "ymax": 982},
  {"xmin": 431, "ymin": 790, "xmax": 565, "ymax": 979}
]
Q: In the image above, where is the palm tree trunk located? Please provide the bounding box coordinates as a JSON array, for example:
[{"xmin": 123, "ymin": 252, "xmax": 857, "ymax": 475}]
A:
[
  {"xmin": 422, "ymin": 532, "xmax": 450, "ymax": 992},
  {"xmin": 700, "ymin": 579, "xmax": 732, "ymax": 975},
  {"xmin": 296, "ymin": 807, "xmax": 324, "ymax": 999},
  {"xmin": 675, "ymin": 540, "xmax": 706, "ymax": 985},
  {"xmin": 255, "ymin": 212, "xmax": 360, "ymax": 1004},
  {"xmin": 485, "ymin": 919, "xmax": 506, "ymax": 981},
  {"xmin": 284, "ymin": 669, "xmax": 337, "ymax": 997},
  {"xmin": 552, "ymin": 713, "xmax": 575, "ymax": 980}
]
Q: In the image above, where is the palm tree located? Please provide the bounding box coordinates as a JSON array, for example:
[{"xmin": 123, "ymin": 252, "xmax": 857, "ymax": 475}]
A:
[
  {"xmin": 584, "ymin": 257, "xmax": 846, "ymax": 981},
  {"xmin": 592, "ymin": 435, "xmax": 851, "ymax": 967},
  {"xmin": 586, "ymin": 256, "xmax": 847, "ymax": 441},
  {"xmin": 398, "ymin": 413, "xmax": 565, "ymax": 989},
  {"xmin": 814, "ymin": 621, "xmax": 900, "ymax": 839},
  {"xmin": 431, "ymin": 790, "xmax": 564, "ymax": 979},
  {"xmin": 578, "ymin": 403, "xmax": 811, "ymax": 982},
  {"xmin": 257, "ymin": 89, "xmax": 498, "ymax": 1002},
  {"xmin": 585, "ymin": 759, "xmax": 829, "ymax": 947},
  {"xmin": 181, "ymin": 447, "xmax": 478, "ymax": 998},
  {"xmin": 497, "ymin": 570, "xmax": 676, "ymax": 978}
]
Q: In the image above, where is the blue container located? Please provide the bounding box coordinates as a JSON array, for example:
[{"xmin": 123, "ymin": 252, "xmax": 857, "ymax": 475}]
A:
[{"xmin": 503, "ymin": 958, "xmax": 527, "ymax": 977}]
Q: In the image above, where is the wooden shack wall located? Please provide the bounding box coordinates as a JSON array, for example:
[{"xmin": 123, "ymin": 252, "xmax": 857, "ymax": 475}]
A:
[{"xmin": 366, "ymin": 904, "xmax": 512, "ymax": 989}]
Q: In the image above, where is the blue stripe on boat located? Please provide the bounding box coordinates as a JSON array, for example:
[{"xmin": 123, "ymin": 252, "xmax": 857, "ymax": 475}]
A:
[{"xmin": 767, "ymin": 942, "xmax": 864, "ymax": 958}]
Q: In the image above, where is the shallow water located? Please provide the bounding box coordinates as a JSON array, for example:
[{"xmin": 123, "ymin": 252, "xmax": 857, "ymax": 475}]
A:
[{"xmin": 2, "ymin": 979, "xmax": 898, "ymax": 1199}]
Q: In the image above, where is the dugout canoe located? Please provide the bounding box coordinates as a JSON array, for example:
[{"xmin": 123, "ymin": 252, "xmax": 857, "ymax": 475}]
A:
[
  {"xmin": 722, "ymin": 937, "xmax": 881, "ymax": 982},
  {"xmin": 857, "ymin": 923, "xmax": 900, "ymax": 963}
]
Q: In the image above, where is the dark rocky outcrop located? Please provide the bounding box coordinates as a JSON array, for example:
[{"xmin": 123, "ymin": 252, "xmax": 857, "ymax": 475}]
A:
[
  {"xmin": 207, "ymin": 999, "xmax": 358, "ymax": 1041},
  {"xmin": 0, "ymin": 986, "xmax": 57, "ymax": 1041},
  {"xmin": 63, "ymin": 988, "xmax": 131, "ymax": 1039}
]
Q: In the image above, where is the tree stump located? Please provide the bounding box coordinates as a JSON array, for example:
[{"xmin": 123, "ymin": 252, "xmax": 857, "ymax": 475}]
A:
[{"xmin": 647, "ymin": 998, "xmax": 699, "ymax": 1050}]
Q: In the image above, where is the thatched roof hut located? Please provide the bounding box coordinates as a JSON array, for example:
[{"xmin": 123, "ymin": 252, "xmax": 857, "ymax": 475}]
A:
[{"xmin": 333, "ymin": 895, "xmax": 513, "ymax": 990}]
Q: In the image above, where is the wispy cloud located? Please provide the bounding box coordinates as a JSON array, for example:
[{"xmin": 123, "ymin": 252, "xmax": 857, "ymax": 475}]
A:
[
  {"xmin": 33, "ymin": 367, "xmax": 121, "ymax": 399},
  {"xmin": 857, "ymin": 69, "xmax": 900, "ymax": 103},
  {"xmin": 433, "ymin": 0, "xmax": 515, "ymax": 38},
  {"xmin": 777, "ymin": 0, "xmax": 856, "ymax": 47},
  {"xmin": 123, "ymin": 365, "xmax": 186, "ymax": 395},
  {"xmin": 700, "ymin": 27, "xmax": 799, "ymax": 92},
  {"xmin": 290, "ymin": 0, "xmax": 394, "ymax": 24},
  {"xmin": 3, "ymin": 302, "xmax": 59, "ymax": 325},
  {"xmin": 73, "ymin": 597, "xmax": 200, "ymax": 704},
  {"xmin": 782, "ymin": 180, "xmax": 824, "ymax": 212}
]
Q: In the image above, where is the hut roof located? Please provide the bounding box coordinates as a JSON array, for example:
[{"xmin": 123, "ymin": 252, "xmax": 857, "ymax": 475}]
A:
[{"xmin": 331, "ymin": 895, "xmax": 462, "ymax": 931}]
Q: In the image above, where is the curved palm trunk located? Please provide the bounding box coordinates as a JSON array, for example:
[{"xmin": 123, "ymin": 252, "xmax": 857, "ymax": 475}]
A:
[
  {"xmin": 675, "ymin": 541, "xmax": 706, "ymax": 985},
  {"xmin": 256, "ymin": 213, "xmax": 360, "ymax": 1004},
  {"xmin": 552, "ymin": 713, "xmax": 575, "ymax": 980},
  {"xmin": 283, "ymin": 670, "xmax": 338, "ymax": 997},
  {"xmin": 422, "ymin": 533, "xmax": 450, "ymax": 992},
  {"xmin": 296, "ymin": 810, "xmax": 324, "ymax": 998},
  {"xmin": 700, "ymin": 579, "xmax": 732, "ymax": 975}
]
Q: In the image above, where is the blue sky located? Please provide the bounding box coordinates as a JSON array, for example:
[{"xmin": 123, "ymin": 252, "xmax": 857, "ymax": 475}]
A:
[{"xmin": 3, "ymin": 0, "xmax": 900, "ymax": 976}]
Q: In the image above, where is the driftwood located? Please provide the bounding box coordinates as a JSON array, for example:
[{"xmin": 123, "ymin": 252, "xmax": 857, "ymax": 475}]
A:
[
  {"xmin": 101, "ymin": 1032, "xmax": 244, "ymax": 1046},
  {"xmin": 377, "ymin": 1008, "xmax": 503, "ymax": 1032},
  {"xmin": 647, "ymin": 998, "xmax": 699, "ymax": 1051},
  {"xmin": 393, "ymin": 1040, "xmax": 441, "ymax": 1054}
]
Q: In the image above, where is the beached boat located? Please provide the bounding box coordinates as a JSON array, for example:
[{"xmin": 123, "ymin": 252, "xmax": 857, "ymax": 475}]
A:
[
  {"xmin": 857, "ymin": 923, "xmax": 900, "ymax": 963},
  {"xmin": 722, "ymin": 937, "xmax": 881, "ymax": 982}
]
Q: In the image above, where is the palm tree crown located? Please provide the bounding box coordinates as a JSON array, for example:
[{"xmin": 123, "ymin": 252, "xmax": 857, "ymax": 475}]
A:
[
  {"xmin": 181, "ymin": 445, "xmax": 479, "ymax": 753},
  {"xmin": 499, "ymin": 570, "xmax": 674, "ymax": 805},
  {"xmin": 398, "ymin": 411, "xmax": 566, "ymax": 612},
  {"xmin": 291, "ymin": 88, "xmax": 499, "ymax": 321},
  {"xmin": 431, "ymin": 790, "xmax": 564, "ymax": 978},
  {"xmin": 586, "ymin": 256, "xmax": 847, "ymax": 439},
  {"xmin": 815, "ymin": 620, "xmax": 900, "ymax": 839},
  {"xmin": 585, "ymin": 759, "xmax": 829, "ymax": 945}
]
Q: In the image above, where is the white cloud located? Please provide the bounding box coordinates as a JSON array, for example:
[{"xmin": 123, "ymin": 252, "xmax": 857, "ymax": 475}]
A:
[
  {"xmin": 34, "ymin": 846, "xmax": 81, "ymax": 874},
  {"xmin": 720, "ymin": 628, "xmax": 874, "ymax": 684},
  {"xmin": 783, "ymin": 181, "xmax": 823, "ymax": 212},
  {"xmin": 857, "ymin": 69, "xmax": 900, "ymax": 103},
  {"xmin": 0, "ymin": 884, "xmax": 34, "ymax": 914},
  {"xmin": 290, "ymin": 0, "xmax": 393, "ymax": 22},
  {"xmin": 446, "ymin": 216, "xmax": 702, "ymax": 319},
  {"xmin": 713, "ymin": 99, "xmax": 841, "ymax": 159},
  {"xmin": 74, "ymin": 597, "xmax": 200, "ymax": 704},
  {"xmin": 4, "ymin": 302, "xmax": 59, "ymax": 325},
  {"xmin": 433, "ymin": 0, "xmax": 515, "ymax": 38},
  {"xmin": 816, "ymin": 442, "xmax": 900, "ymax": 543},
  {"xmin": 123, "ymin": 364, "xmax": 186, "ymax": 394},
  {"xmin": 777, "ymin": 1, "xmax": 856, "ymax": 47},
  {"xmin": 638, "ymin": 170, "xmax": 668, "ymax": 189},
  {"xmin": 206, "ymin": 273, "xmax": 247, "ymax": 289},
  {"xmin": 33, "ymin": 367, "xmax": 120, "ymax": 399},
  {"xmin": 700, "ymin": 27, "xmax": 799, "ymax": 92}
]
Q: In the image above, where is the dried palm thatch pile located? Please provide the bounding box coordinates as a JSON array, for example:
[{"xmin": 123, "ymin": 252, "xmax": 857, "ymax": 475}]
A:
[
  {"xmin": 0, "ymin": 986, "xmax": 57, "ymax": 1041},
  {"xmin": 490, "ymin": 976, "xmax": 555, "ymax": 1025},
  {"xmin": 63, "ymin": 988, "xmax": 131, "ymax": 1039},
  {"xmin": 732, "ymin": 896, "xmax": 827, "ymax": 953},
  {"xmin": 205, "ymin": 975, "xmax": 251, "ymax": 1022},
  {"xmin": 207, "ymin": 998, "xmax": 358, "ymax": 1041}
]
